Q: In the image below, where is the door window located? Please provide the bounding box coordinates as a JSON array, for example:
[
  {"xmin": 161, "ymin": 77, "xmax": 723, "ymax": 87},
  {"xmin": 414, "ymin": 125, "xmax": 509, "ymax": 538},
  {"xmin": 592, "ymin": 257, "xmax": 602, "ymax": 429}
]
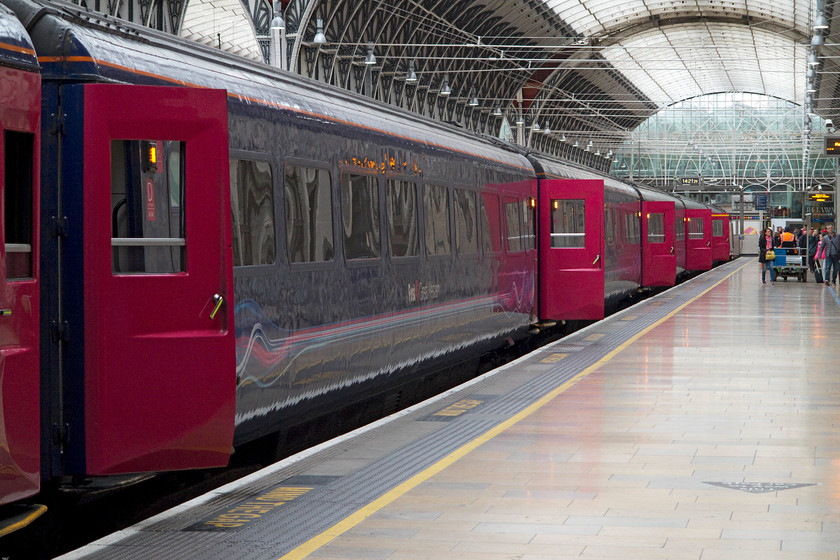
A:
[
  {"xmin": 688, "ymin": 217, "xmax": 704, "ymax": 239},
  {"xmin": 111, "ymin": 140, "xmax": 186, "ymax": 273},
  {"xmin": 647, "ymin": 212, "xmax": 665, "ymax": 243},
  {"xmin": 4, "ymin": 131, "xmax": 34, "ymax": 279},
  {"xmin": 550, "ymin": 199, "xmax": 585, "ymax": 248}
]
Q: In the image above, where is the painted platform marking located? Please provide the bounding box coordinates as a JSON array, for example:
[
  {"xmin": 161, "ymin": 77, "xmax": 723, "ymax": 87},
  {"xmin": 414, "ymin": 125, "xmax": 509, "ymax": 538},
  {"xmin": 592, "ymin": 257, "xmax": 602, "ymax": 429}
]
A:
[{"xmin": 278, "ymin": 259, "xmax": 754, "ymax": 560}]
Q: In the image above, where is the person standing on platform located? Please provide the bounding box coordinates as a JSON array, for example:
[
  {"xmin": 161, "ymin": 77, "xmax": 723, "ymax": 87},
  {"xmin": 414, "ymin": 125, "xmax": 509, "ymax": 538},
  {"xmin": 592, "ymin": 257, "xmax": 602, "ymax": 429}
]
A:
[
  {"xmin": 823, "ymin": 226, "xmax": 840, "ymax": 286},
  {"xmin": 809, "ymin": 227, "xmax": 820, "ymax": 272},
  {"xmin": 759, "ymin": 227, "xmax": 776, "ymax": 285},
  {"xmin": 815, "ymin": 234, "xmax": 827, "ymax": 282}
]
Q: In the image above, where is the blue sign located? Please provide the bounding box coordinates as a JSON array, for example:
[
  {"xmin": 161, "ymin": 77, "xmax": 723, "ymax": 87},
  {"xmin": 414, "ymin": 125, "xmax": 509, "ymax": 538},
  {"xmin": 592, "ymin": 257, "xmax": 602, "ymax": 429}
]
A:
[{"xmin": 754, "ymin": 193, "xmax": 767, "ymax": 210}]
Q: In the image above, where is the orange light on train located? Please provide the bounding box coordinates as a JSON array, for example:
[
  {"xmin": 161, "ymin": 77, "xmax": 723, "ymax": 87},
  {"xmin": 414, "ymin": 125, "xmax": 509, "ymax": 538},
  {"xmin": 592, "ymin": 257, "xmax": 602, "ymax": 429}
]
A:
[{"xmin": 141, "ymin": 140, "xmax": 160, "ymax": 173}]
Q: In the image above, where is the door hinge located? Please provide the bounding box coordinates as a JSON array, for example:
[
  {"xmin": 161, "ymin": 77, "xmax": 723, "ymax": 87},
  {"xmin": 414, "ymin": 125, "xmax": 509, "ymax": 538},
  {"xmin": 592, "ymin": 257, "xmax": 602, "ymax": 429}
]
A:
[
  {"xmin": 51, "ymin": 320, "xmax": 70, "ymax": 342},
  {"xmin": 52, "ymin": 423, "xmax": 70, "ymax": 445},
  {"xmin": 51, "ymin": 216, "xmax": 69, "ymax": 239},
  {"xmin": 49, "ymin": 112, "xmax": 66, "ymax": 136}
]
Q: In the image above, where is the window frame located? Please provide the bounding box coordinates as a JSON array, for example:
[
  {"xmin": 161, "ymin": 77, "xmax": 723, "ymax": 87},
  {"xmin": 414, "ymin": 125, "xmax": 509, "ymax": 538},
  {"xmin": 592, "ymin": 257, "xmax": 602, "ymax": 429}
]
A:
[
  {"xmin": 229, "ymin": 152, "xmax": 278, "ymax": 270},
  {"xmin": 4, "ymin": 130, "xmax": 36, "ymax": 281},
  {"xmin": 423, "ymin": 181, "xmax": 453, "ymax": 258},
  {"xmin": 647, "ymin": 212, "xmax": 666, "ymax": 244},
  {"xmin": 385, "ymin": 174, "xmax": 420, "ymax": 261},
  {"xmin": 503, "ymin": 196, "xmax": 523, "ymax": 253},
  {"xmin": 284, "ymin": 159, "xmax": 336, "ymax": 268},
  {"xmin": 479, "ymin": 190, "xmax": 503, "ymax": 256},
  {"xmin": 453, "ymin": 185, "xmax": 479, "ymax": 256},
  {"xmin": 339, "ymin": 169, "xmax": 383, "ymax": 265},
  {"xmin": 550, "ymin": 198, "xmax": 586, "ymax": 249}
]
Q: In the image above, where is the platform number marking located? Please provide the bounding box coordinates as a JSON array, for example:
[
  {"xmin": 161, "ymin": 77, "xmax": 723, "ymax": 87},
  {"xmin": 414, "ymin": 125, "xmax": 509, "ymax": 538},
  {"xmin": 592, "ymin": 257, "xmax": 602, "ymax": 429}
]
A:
[
  {"xmin": 540, "ymin": 353, "xmax": 569, "ymax": 364},
  {"xmin": 187, "ymin": 486, "xmax": 314, "ymax": 531},
  {"xmin": 434, "ymin": 399, "xmax": 483, "ymax": 417}
]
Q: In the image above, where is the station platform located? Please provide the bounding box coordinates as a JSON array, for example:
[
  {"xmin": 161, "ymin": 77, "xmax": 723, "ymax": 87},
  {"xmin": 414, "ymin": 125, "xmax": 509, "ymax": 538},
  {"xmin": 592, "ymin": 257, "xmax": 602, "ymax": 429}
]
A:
[{"xmin": 60, "ymin": 257, "xmax": 840, "ymax": 560}]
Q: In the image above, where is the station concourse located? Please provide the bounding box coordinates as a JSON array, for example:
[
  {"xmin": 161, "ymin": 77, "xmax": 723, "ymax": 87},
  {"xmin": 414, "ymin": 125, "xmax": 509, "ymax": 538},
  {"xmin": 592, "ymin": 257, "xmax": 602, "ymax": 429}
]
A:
[{"xmin": 60, "ymin": 257, "xmax": 840, "ymax": 560}]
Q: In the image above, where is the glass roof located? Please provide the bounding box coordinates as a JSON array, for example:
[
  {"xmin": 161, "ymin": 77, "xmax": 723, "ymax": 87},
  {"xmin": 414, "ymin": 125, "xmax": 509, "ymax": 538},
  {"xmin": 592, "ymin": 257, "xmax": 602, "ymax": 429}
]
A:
[
  {"xmin": 602, "ymin": 24, "xmax": 807, "ymax": 105},
  {"xmin": 544, "ymin": 0, "xmax": 810, "ymax": 40},
  {"xmin": 180, "ymin": 0, "xmax": 262, "ymax": 61},
  {"xmin": 544, "ymin": 0, "xmax": 810, "ymax": 106}
]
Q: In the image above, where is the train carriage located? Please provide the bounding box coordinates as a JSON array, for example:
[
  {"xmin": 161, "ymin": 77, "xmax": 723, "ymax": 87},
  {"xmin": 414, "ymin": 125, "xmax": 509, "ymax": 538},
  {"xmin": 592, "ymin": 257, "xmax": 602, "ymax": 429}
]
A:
[
  {"xmin": 4, "ymin": 0, "xmax": 538, "ymax": 480},
  {"xmin": 0, "ymin": 2, "xmax": 42, "ymax": 527},
  {"xmin": 0, "ymin": 0, "xmax": 731, "ymax": 535}
]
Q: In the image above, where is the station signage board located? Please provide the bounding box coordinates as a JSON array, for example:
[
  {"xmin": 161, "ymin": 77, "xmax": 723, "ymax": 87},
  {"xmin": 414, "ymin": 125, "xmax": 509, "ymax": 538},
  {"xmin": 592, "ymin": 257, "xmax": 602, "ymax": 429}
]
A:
[{"xmin": 824, "ymin": 136, "xmax": 840, "ymax": 156}]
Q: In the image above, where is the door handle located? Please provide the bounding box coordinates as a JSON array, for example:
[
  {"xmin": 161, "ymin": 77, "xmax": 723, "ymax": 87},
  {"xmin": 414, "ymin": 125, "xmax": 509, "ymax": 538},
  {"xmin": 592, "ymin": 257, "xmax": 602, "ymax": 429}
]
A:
[
  {"xmin": 0, "ymin": 309, "xmax": 10, "ymax": 316},
  {"xmin": 669, "ymin": 246, "xmax": 674, "ymax": 254},
  {"xmin": 592, "ymin": 254, "xmax": 600, "ymax": 266},
  {"xmin": 210, "ymin": 294, "xmax": 224, "ymax": 319},
  {"xmin": 707, "ymin": 241, "xmax": 711, "ymax": 247}
]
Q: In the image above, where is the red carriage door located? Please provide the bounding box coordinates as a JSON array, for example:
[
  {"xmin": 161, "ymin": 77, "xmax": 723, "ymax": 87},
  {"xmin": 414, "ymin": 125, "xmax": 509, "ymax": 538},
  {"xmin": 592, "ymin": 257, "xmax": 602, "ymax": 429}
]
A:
[
  {"xmin": 0, "ymin": 68, "xmax": 40, "ymax": 505},
  {"xmin": 641, "ymin": 200, "xmax": 676, "ymax": 286},
  {"xmin": 79, "ymin": 84, "xmax": 234, "ymax": 474},
  {"xmin": 685, "ymin": 209, "xmax": 712, "ymax": 271},
  {"xmin": 711, "ymin": 214, "xmax": 730, "ymax": 262},
  {"xmin": 538, "ymin": 179, "xmax": 604, "ymax": 320}
]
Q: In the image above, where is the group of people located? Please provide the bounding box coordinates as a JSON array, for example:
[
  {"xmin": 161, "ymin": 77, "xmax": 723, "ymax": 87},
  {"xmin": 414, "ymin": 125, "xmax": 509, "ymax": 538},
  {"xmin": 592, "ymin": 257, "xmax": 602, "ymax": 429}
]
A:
[{"xmin": 759, "ymin": 224, "xmax": 840, "ymax": 285}]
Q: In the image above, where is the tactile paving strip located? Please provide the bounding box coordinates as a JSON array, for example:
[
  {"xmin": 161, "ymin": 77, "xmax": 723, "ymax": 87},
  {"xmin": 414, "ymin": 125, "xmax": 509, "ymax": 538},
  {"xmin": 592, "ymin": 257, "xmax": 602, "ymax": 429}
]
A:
[{"xmin": 70, "ymin": 260, "xmax": 744, "ymax": 560}]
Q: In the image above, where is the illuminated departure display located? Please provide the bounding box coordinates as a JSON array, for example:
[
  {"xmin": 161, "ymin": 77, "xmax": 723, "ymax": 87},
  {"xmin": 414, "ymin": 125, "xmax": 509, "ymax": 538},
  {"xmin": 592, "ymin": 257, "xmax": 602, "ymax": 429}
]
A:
[{"xmin": 824, "ymin": 136, "xmax": 840, "ymax": 156}]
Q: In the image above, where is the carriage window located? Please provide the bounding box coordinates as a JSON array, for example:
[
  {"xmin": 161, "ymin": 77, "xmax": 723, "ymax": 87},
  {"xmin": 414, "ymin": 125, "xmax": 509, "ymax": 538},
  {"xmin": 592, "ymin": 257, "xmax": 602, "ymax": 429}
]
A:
[
  {"xmin": 424, "ymin": 184, "xmax": 450, "ymax": 255},
  {"xmin": 712, "ymin": 219, "xmax": 724, "ymax": 237},
  {"xmin": 676, "ymin": 215, "xmax": 685, "ymax": 241},
  {"xmin": 286, "ymin": 164, "xmax": 333, "ymax": 263},
  {"xmin": 504, "ymin": 198, "xmax": 522, "ymax": 252},
  {"xmin": 521, "ymin": 199, "xmax": 535, "ymax": 250},
  {"xmin": 454, "ymin": 188, "xmax": 477, "ymax": 254},
  {"xmin": 387, "ymin": 179, "xmax": 418, "ymax": 257},
  {"xmin": 480, "ymin": 193, "xmax": 501, "ymax": 253},
  {"xmin": 230, "ymin": 159, "xmax": 275, "ymax": 267},
  {"xmin": 4, "ymin": 131, "xmax": 34, "ymax": 279},
  {"xmin": 648, "ymin": 212, "xmax": 665, "ymax": 243},
  {"xmin": 626, "ymin": 211, "xmax": 640, "ymax": 244},
  {"xmin": 551, "ymin": 199, "xmax": 585, "ymax": 248},
  {"xmin": 341, "ymin": 173, "xmax": 380, "ymax": 259},
  {"xmin": 688, "ymin": 217, "xmax": 704, "ymax": 239},
  {"xmin": 111, "ymin": 140, "xmax": 187, "ymax": 273}
]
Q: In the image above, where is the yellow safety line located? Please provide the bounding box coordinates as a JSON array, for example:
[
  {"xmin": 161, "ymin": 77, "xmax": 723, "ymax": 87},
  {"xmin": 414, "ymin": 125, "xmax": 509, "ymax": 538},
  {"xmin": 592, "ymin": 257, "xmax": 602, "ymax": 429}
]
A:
[
  {"xmin": 278, "ymin": 258, "xmax": 753, "ymax": 560},
  {"xmin": 0, "ymin": 504, "xmax": 48, "ymax": 538}
]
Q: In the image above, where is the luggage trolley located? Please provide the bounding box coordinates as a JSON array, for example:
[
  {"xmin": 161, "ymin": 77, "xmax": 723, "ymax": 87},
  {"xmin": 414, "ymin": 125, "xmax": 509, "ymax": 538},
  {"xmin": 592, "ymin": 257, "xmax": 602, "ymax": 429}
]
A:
[{"xmin": 772, "ymin": 247, "xmax": 808, "ymax": 282}]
